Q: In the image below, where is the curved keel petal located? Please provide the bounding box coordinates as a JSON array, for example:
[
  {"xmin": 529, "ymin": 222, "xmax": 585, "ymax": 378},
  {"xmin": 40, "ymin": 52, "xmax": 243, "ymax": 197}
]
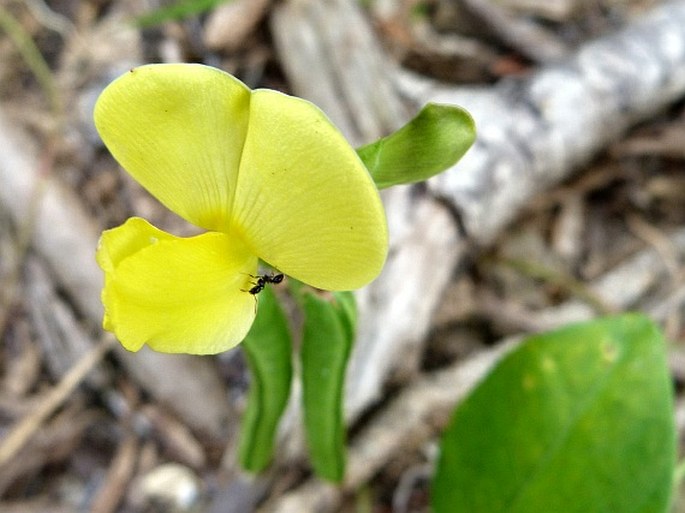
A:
[{"xmin": 97, "ymin": 217, "xmax": 259, "ymax": 354}]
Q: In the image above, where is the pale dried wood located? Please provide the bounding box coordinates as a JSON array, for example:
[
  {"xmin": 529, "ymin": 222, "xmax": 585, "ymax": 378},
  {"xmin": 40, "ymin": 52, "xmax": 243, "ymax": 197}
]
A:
[
  {"xmin": 493, "ymin": 0, "xmax": 579, "ymax": 21},
  {"xmin": 271, "ymin": 0, "xmax": 685, "ymax": 422},
  {"xmin": 1, "ymin": 319, "xmax": 41, "ymax": 398},
  {"xmin": 203, "ymin": 0, "xmax": 271, "ymax": 52},
  {"xmin": 0, "ymin": 500, "xmax": 75, "ymax": 513},
  {"xmin": 26, "ymin": 258, "xmax": 108, "ymax": 384},
  {"xmin": 476, "ymin": 225, "xmax": 685, "ymax": 334},
  {"xmin": 0, "ymin": 406, "xmax": 98, "ymax": 496},
  {"xmin": 0, "ymin": 334, "xmax": 115, "ymax": 468},
  {"xmin": 271, "ymin": 0, "xmax": 409, "ymax": 145},
  {"xmin": 350, "ymin": 190, "xmax": 460, "ymax": 406},
  {"xmin": 140, "ymin": 404, "xmax": 207, "ymax": 469},
  {"xmin": 458, "ymin": 0, "xmax": 570, "ymax": 62},
  {"xmin": 89, "ymin": 435, "xmax": 139, "ymax": 513},
  {"xmin": 533, "ymin": 227, "xmax": 685, "ymax": 329},
  {"xmin": 414, "ymin": 2, "xmax": 685, "ymax": 244}
]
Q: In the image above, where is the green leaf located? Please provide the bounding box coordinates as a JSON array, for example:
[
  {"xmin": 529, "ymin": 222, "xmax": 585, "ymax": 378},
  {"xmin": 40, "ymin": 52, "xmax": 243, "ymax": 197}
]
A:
[
  {"xmin": 356, "ymin": 103, "xmax": 475, "ymax": 189},
  {"xmin": 432, "ymin": 314, "xmax": 676, "ymax": 513},
  {"xmin": 238, "ymin": 286, "xmax": 293, "ymax": 473},
  {"xmin": 134, "ymin": 0, "xmax": 231, "ymax": 28},
  {"xmin": 300, "ymin": 291, "xmax": 356, "ymax": 482}
]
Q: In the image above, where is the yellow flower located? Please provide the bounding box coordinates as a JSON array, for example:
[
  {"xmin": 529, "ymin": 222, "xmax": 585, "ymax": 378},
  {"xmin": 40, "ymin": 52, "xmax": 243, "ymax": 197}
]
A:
[{"xmin": 94, "ymin": 64, "xmax": 387, "ymax": 355}]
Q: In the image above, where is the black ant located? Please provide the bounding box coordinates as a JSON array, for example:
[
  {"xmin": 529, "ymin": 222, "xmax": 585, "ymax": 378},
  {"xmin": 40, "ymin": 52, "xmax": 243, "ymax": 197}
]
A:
[
  {"xmin": 243, "ymin": 272, "xmax": 284, "ymax": 295},
  {"xmin": 242, "ymin": 272, "xmax": 284, "ymax": 314}
]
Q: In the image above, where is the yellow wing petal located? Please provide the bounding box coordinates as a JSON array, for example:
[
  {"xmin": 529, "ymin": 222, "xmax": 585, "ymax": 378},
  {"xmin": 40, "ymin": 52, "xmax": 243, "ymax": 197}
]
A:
[
  {"xmin": 97, "ymin": 217, "xmax": 259, "ymax": 354},
  {"xmin": 94, "ymin": 64, "xmax": 251, "ymax": 232},
  {"xmin": 232, "ymin": 90, "xmax": 388, "ymax": 290}
]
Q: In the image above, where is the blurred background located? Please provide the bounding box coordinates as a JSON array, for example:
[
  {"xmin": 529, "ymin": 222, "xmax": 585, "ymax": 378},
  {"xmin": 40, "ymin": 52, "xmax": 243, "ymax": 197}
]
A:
[{"xmin": 1, "ymin": 0, "xmax": 685, "ymax": 512}]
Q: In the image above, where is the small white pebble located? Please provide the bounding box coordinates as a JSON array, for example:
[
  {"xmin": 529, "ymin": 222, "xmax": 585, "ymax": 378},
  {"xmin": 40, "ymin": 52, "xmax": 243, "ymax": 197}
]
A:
[{"xmin": 133, "ymin": 463, "xmax": 200, "ymax": 510}]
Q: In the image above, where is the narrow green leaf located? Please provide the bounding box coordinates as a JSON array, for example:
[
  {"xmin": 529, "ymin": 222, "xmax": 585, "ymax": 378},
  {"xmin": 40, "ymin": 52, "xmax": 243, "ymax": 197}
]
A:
[
  {"xmin": 134, "ymin": 0, "xmax": 230, "ymax": 28},
  {"xmin": 356, "ymin": 103, "xmax": 475, "ymax": 189},
  {"xmin": 301, "ymin": 291, "xmax": 356, "ymax": 482},
  {"xmin": 432, "ymin": 314, "xmax": 675, "ymax": 513},
  {"xmin": 238, "ymin": 287, "xmax": 293, "ymax": 473}
]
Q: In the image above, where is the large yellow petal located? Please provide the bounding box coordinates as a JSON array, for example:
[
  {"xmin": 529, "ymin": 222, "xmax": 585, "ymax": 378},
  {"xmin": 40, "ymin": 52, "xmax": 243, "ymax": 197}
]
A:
[
  {"xmin": 94, "ymin": 64, "xmax": 251, "ymax": 232},
  {"xmin": 96, "ymin": 217, "xmax": 259, "ymax": 354},
  {"xmin": 232, "ymin": 90, "xmax": 388, "ymax": 290}
]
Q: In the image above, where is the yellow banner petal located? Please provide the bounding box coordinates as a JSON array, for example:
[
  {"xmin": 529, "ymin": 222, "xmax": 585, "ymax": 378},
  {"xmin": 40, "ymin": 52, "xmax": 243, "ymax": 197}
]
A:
[
  {"xmin": 97, "ymin": 217, "xmax": 259, "ymax": 354},
  {"xmin": 232, "ymin": 90, "xmax": 388, "ymax": 290},
  {"xmin": 94, "ymin": 64, "xmax": 251, "ymax": 232}
]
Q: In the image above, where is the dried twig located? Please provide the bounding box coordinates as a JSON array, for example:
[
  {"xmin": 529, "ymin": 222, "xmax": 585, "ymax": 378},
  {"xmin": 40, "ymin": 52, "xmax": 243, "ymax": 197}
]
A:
[
  {"xmin": 89, "ymin": 435, "xmax": 139, "ymax": 513},
  {"xmin": 0, "ymin": 334, "xmax": 116, "ymax": 468}
]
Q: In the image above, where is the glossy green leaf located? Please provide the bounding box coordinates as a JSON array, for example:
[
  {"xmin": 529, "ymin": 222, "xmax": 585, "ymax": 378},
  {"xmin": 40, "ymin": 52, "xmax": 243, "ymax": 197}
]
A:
[
  {"xmin": 238, "ymin": 286, "xmax": 293, "ymax": 473},
  {"xmin": 356, "ymin": 103, "xmax": 475, "ymax": 189},
  {"xmin": 432, "ymin": 314, "xmax": 675, "ymax": 513},
  {"xmin": 301, "ymin": 291, "xmax": 356, "ymax": 482}
]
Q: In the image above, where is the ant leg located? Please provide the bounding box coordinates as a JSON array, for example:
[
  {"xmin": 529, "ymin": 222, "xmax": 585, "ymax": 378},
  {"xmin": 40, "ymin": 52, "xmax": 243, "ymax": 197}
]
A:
[{"xmin": 240, "ymin": 272, "xmax": 261, "ymax": 293}]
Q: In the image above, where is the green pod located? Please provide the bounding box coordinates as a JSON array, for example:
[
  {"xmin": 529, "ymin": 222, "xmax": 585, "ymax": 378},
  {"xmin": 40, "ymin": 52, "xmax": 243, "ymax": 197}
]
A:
[
  {"xmin": 357, "ymin": 103, "xmax": 476, "ymax": 189},
  {"xmin": 301, "ymin": 291, "xmax": 356, "ymax": 482},
  {"xmin": 238, "ymin": 286, "xmax": 293, "ymax": 473}
]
